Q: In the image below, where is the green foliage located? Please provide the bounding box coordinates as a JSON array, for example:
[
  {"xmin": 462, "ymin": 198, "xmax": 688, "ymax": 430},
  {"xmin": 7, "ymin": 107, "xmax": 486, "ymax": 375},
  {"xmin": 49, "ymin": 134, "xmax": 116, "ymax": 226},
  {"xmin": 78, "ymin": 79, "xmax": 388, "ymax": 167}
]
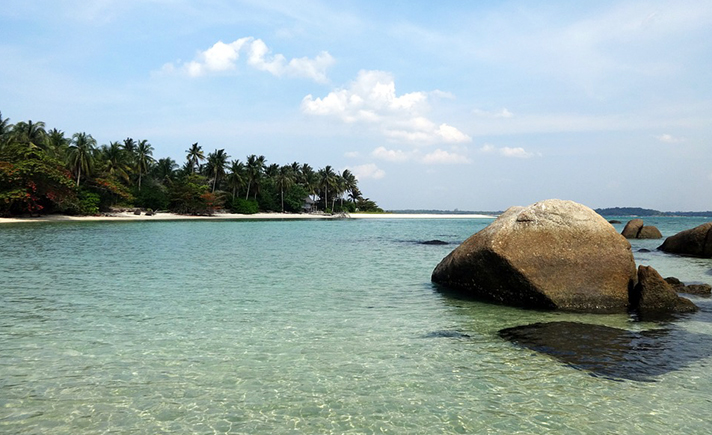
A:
[
  {"xmin": 230, "ymin": 198, "xmax": 259, "ymax": 214},
  {"xmin": 91, "ymin": 176, "xmax": 134, "ymax": 209},
  {"xmin": 355, "ymin": 198, "xmax": 384, "ymax": 213},
  {"xmin": 283, "ymin": 185, "xmax": 309, "ymax": 213},
  {"xmin": 0, "ymin": 143, "xmax": 76, "ymax": 216},
  {"xmin": 134, "ymin": 184, "xmax": 169, "ymax": 211},
  {"xmin": 168, "ymin": 174, "xmax": 219, "ymax": 215},
  {"xmin": 78, "ymin": 190, "xmax": 101, "ymax": 215}
]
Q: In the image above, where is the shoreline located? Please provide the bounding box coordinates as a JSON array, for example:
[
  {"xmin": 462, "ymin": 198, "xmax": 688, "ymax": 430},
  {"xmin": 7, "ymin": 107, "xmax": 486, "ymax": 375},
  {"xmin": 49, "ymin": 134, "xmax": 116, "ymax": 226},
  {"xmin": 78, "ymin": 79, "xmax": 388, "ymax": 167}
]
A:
[{"xmin": 0, "ymin": 211, "xmax": 496, "ymax": 224}]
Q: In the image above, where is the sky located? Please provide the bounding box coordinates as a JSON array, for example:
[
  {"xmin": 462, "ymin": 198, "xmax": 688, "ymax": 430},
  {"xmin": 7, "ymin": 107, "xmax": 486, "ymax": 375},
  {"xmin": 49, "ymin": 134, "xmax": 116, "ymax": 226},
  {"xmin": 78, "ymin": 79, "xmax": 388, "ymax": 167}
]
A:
[{"xmin": 1, "ymin": 0, "xmax": 711, "ymax": 211}]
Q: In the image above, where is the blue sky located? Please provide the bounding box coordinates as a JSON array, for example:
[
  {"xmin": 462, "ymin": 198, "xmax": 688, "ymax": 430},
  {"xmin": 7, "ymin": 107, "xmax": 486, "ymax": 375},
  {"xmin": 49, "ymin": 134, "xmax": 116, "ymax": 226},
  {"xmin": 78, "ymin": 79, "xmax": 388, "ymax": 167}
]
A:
[{"xmin": 1, "ymin": 0, "xmax": 711, "ymax": 211}]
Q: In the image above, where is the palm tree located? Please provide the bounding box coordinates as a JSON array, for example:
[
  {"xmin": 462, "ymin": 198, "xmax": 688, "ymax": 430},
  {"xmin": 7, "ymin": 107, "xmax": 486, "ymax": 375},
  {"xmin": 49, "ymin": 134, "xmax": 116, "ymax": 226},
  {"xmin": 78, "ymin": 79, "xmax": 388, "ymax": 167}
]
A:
[
  {"xmin": 206, "ymin": 149, "xmax": 230, "ymax": 193},
  {"xmin": 11, "ymin": 120, "xmax": 47, "ymax": 149},
  {"xmin": 135, "ymin": 139, "xmax": 155, "ymax": 191},
  {"xmin": 122, "ymin": 137, "xmax": 136, "ymax": 156},
  {"xmin": 318, "ymin": 165, "xmax": 337, "ymax": 212},
  {"xmin": 67, "ymin": 132, "xmax": 97, "ymax": 187},
  {"xmin": 99, "ymin": 141, "xmax": 130, "ymax": 183},
  {"xmin": 46, "ymin": 128, "xmax": 69, "ymax": 159},
  {"xmin": 186, "ymin": 142, "xmax": 205, "ymax": 174},
  {"xmin": 154, "ymin": 157, "xmax": 178, "ymax": 185},
  {"xmin": 300, "ymin": 163, "xmax": 318, "ymax": 210},
  {"xmin": 245, "ymin": 154, "xmax": 266, "ymax": 200},
  {"xmin": 276, "ymin": 165, "xmax": 295, "ymax": 212},
  {"xmin": 0, "ymin": 111, "xmax": 11, "ymax": 143},
  {"xmin": 341, "ymin": 169, "xmax": 359, "ymax": 207},
  {"xmin": 227, "ymin": 159, "xmax": 246, "ymax": 200},
  {"xmin": 334, "ymin": 172, "xmax": 346, "ymax": 210}
]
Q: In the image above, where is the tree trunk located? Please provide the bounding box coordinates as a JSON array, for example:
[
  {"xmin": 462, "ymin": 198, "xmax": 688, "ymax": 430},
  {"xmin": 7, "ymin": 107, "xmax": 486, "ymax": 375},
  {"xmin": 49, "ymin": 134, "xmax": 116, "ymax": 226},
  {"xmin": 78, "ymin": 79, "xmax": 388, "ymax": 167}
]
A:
[{"xmin": 76, "ymin": 165, "xmax": 81, "ymax": 187}]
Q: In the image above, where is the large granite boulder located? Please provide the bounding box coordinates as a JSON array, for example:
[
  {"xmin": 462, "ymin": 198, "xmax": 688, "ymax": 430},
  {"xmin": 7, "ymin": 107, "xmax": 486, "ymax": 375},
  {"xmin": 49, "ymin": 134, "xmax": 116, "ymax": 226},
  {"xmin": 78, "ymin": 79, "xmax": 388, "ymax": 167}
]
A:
[
  {"xmin": 431, "ymin": 199, "xmax": 637, "ymax": 313},
  {"xmin": 632, "ymin": 266, "xmax": 697, "ymax": 315},
  {"xmin": 659, "ymin": 222, "xmax": 712, "ymax": 257}
]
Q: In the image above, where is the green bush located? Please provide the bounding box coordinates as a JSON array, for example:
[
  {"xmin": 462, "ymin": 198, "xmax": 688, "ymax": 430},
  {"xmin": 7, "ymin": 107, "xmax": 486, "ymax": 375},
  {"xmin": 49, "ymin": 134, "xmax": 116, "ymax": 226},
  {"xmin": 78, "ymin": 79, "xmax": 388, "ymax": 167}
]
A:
[
  {"xmin": 78, "ymin": 190, "xmax": 101, "ymax": 215},
  {"xmin": 230, "ymin": 198, "xmax": 259, "ymax": 214},
  {"xmin": 134, "ymin": 184, "xmax": 169, "ymax": 211}
]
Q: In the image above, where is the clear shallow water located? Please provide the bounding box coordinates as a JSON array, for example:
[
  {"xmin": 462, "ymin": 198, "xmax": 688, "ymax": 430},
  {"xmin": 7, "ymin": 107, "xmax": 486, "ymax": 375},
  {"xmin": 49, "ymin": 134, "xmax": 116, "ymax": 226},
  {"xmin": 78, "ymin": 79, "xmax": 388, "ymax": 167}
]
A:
[{"xmin": 0, "ymin": 216, "xmax": 711, "ymax": 434}]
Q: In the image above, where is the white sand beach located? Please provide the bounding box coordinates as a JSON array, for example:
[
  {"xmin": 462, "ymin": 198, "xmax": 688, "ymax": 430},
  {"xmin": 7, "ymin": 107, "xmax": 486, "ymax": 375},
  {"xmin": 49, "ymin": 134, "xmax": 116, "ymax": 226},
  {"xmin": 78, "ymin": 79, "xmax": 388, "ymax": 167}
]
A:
[{"xmin": 0, "ymin": 211, "xmax": 496, "ymax": 224}]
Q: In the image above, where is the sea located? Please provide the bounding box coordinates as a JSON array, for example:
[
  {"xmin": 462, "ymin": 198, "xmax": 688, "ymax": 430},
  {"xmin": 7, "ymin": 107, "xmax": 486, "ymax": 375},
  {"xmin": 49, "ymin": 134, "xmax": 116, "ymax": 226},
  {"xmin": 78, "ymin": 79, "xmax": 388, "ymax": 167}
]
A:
[{"xmin": 1, "ymin": 216, "xmax": 711, "ymax": 434}]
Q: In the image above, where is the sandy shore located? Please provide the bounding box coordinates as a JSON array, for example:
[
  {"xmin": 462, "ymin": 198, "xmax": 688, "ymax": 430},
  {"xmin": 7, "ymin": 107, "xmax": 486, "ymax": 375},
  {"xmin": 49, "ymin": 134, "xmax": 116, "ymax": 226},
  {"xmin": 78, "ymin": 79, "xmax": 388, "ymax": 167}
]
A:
[{"xmin": 0, "ymin": 211, "xmax": 495, "ymax": 224}]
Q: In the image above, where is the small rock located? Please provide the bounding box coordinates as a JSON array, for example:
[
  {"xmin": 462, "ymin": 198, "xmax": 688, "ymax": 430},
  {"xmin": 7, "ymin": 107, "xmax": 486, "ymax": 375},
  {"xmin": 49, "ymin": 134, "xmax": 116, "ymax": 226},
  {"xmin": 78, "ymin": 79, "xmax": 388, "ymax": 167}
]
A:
[
  {"xmin": 133, "ymin": 209, "xmax": 141, "ymax": 215},
  {"xmin": 638, "ymin": 226, "xmax": 663, "ymax": 239},
  {"xmin": 421, "ymin": 240, "xmax": 449, "ymax": 245},
  {"xmin": 621, "ymin": 219, "xmax": 644, "ymax": 238},
  {"xmin": 684, "ymin": 284, "xmax": 712, "ymax": 296},
  {"xmin": 633, "ymin": 266, "xmax": 698, "ymax": 314}
]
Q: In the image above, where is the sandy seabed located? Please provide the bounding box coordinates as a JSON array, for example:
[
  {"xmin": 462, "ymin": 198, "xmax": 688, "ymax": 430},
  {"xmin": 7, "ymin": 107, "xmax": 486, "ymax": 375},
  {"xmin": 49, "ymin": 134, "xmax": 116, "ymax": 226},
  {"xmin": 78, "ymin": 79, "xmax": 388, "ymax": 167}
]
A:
[{"xmin": 0, "ymin": 212, "xmax": 495, "ymax": 224}]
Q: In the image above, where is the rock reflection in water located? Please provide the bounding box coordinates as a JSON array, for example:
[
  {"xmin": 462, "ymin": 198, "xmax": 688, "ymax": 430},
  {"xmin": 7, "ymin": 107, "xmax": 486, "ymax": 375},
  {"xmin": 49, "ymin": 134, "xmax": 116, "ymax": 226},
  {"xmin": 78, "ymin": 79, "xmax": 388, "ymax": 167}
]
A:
[{"xmin": 499, "ymin": 321, "xmax": 712, "ymax": 381}]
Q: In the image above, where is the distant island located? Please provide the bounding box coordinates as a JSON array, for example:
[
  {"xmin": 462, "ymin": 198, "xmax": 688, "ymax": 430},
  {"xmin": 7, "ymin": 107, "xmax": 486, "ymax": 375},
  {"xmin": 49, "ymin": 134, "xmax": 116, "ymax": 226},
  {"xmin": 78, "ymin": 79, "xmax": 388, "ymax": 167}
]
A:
[
  {"xmin": 389, "ymin": 207, "xmax": 712, "ymax": 218},
  {"xmin": 389, "ymin": 209, "xmax": 503, "ymax": 215},
  {"xmin": 594, "ymin": 207, "xmax": 712, "ymax": 217}
]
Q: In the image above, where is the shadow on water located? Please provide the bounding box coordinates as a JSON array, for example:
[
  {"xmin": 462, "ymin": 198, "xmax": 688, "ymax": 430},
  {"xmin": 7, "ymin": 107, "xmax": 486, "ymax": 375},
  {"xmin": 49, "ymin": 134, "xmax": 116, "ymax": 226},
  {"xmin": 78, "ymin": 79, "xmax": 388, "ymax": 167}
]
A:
[{"xmin": 499, "ymin": 321, "xmax": 712, "ymax": 381}]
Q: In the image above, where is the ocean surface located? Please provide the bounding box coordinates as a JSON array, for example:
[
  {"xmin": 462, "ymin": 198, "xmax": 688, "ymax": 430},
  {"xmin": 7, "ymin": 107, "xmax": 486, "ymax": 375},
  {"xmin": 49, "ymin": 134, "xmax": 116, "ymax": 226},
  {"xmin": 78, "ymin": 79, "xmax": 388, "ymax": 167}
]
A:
[{"xmin": 1, "ymin": 216, "xmax": 711, "ymax": 434}]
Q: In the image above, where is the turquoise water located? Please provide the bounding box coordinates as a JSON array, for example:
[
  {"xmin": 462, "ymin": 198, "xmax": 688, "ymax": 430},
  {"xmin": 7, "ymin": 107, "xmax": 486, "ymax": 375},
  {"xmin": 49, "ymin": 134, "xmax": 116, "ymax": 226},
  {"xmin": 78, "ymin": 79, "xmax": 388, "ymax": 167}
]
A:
[{"xmin": 1, "ymin": 216, "xmax": 711, "ymax": 434}]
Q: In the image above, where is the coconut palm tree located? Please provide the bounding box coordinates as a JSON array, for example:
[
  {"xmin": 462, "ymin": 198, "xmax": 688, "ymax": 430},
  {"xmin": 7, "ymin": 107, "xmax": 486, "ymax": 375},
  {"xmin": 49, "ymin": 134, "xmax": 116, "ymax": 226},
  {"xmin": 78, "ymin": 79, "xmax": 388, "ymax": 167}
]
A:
[
  {"xmin": 46, "ymin": 128, "xmax": 69, "ymax": 160},
  {"xmin": 67, "ymin": 132, "xmax": 97, "ymax": 187},
  {"xmin": 154, "ymin": 157, "xmax": 178, "ymax": 185},
  {"xmin": 99, "ymin": 141, "xmax": 130, "ymax": 183},
  {"xmin": 227, "ymin": 159, "xmax": 246, "ymax": 200},
  {"xmin": 206, "ymin": 149, "xmax": 230, "ymax": 193},
  {"xmin": 0, "ymin": 112, "xmax": 12, "ymax": 148},
  {"xmin": 341, "ymin": 169, "xmax": 359, "ymax": 207},
  {"xmin": 135, "ymin": 139, "xmax": 155, "ymax": 191},
  {"xmin": 318, "ymin": 165, "xmax": 337, "ymax": 212},
  {"xmin": 186, "ymin": 142, "xmax": 205, "ymax": 174},
  {"xmin": 245, "ymin": 154, "xmax": 266, "ymax": 200},
  {"xmin": 276, "ymin": 165, "xmax": 295, "ymax": 212},
  {"xmin": 298, "ymin": 163, "xmax": 317, "ymax": 206},
  {"xmin": 11, "ymin": 120, "xmax": 47, "ymax": 149}
]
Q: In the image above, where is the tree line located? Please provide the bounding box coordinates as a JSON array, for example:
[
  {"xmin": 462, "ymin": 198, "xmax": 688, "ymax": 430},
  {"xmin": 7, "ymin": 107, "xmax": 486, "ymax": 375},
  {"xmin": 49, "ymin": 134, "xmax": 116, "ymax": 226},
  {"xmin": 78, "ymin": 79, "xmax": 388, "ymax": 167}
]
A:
[{"xmin": 0, "ymin": 111, "xmax": 382, "ymax": 216}]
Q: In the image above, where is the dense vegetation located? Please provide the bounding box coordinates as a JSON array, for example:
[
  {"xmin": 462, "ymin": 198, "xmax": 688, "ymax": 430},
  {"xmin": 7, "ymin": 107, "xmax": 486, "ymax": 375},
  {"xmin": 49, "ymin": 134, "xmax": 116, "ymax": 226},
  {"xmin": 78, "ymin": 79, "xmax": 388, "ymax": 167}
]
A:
[
  {"xmin": 0, "ymin": 111, "xmax": 382, "ymax": 217},
  {"xmin": 595, "ymin": 207, "xmax": 712, "ymax": 217}
]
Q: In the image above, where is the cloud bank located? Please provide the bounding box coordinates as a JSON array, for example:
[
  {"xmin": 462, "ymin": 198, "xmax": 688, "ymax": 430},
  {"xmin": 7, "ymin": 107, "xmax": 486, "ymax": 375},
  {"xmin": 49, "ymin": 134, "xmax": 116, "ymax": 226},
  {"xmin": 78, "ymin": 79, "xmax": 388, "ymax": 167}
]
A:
[
  {"xmin": 163, "ymin": 37, "xmax": 334, "ymax": 83},
  {"xmin": 302, "ymin": 70, "xmax": 471, "ymax": 145}
]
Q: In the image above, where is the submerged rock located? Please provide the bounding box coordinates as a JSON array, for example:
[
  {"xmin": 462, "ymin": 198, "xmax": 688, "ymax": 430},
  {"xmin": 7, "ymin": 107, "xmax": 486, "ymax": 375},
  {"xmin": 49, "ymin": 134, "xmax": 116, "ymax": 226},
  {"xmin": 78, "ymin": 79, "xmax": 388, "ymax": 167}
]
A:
[
  {"xmin": 420, "ymin": 240, "xmax": 449, "ymax": 245},
  {"xmin": 431, "ymin": 199, "xmax": 637, "ymax": 313},
  {"xmin": 659, "ymin": 222, "xmax": 712, "ymax": 258},
  {"xmin": 665, "ymin": 277, "xmax": 712, "ymax": 296},
  {"xmin": 423, "ymin": 330, "xmax": 471, "ymax": 339},
  {"xmin": 499, "ymin": 321, "xmax": 712, "ymax": 381}
]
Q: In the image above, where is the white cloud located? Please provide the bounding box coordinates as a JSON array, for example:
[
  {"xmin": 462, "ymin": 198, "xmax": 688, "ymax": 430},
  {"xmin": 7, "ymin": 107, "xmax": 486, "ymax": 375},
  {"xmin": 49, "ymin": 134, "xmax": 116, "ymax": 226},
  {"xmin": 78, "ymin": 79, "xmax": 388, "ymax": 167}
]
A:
[
  {"xmin": 372, "ymin": 146, "xmax": 411, "ymax": 162},
  {"xmin": 350, "ymin": 163, "xmax": 385, "ymax": 180},
  {"xmin": 344, "ymin": 151, "xmax": 360, "ymax": 158},
  {"xmin": 480, "ymin": 144, "xmax": 535, "ymax": 158},
  {"xmin": 473, "ymin": 108, "xmax": 514, "ymax": 118},
  {"xmin": 302, "ymin": 70, "xmax": 470, "ymax": 145},
  {"xmin": 656, "ymin": 133, "xmax": 685, "ymax": 143},
  {"xmin": 164, "ymin": 37, "xmax": 334, "ymax": 83},
  {"xmin": 421, "ymin": 149, "xmax": 471, "ymax": 164}
]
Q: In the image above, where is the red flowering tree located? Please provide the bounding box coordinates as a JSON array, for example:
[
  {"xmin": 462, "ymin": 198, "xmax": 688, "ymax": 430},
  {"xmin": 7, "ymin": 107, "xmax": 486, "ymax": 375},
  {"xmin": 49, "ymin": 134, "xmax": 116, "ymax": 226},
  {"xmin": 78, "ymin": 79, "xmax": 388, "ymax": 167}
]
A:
[{"xmin": 0, "ymin": 143, "xmax": 76, "ymax": 216}]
